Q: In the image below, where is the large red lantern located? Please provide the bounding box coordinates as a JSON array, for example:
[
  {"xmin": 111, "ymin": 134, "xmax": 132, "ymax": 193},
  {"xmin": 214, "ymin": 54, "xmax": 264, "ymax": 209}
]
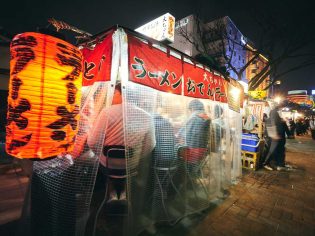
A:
[{"xmin": 6, "ymin": 32, "xmax": 82, "ymax": 159}]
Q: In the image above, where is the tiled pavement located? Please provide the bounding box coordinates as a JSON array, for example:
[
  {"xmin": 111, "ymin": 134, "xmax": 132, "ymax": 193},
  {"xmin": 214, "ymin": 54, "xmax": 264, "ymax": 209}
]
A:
[
  {"xmin": 142, "ymin": 135, "xmax": 315, "ymax": 236},
  {"xmin": 1, "ymin": 135, "xmax": 315, "ymax": 236},
  {"xmin": 0, "ymin": 161, "xmax": 29, "ymax": 235},
  {"xmin": 0, "ymin": 165, "xmax": 28, "ymax": 223}
]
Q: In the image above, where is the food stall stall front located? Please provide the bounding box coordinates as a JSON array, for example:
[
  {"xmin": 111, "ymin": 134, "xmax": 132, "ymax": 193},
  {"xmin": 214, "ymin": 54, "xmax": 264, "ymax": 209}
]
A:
[
  {"xmin": 77, "ymin": 27, "xmax": 244, "ymax": 235},
  {"xmin": 7, "ymin": 26, "xmax": 244, "ymax": 235},
  {"xmin": 242, "ymin": 99, "xmax": 270, "ymax": 170}
]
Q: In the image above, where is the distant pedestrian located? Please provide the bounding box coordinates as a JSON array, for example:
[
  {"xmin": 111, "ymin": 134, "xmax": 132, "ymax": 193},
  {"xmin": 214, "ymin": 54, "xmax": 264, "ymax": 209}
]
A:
[
  {"xmin": 263, "ymin": 104, "xmax": 290, "ymax": 171},
  {"xmin": 304, "ymin": 118, "xmax": 310, "ymax": 134},
  {"xmin": 296, "ymin": 119, "xmax": 303, "ymax": 136},
  {"xmin": 288, "ymin": 119, "xmax": 296, "ymax": 138},
  {"xmin": 310, "ymin": 117, "xmax": 315, "ymax": 140}
]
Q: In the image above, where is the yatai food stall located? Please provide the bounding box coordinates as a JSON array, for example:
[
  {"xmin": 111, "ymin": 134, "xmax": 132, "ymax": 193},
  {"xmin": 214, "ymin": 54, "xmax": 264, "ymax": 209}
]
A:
[
  {"xmin": 242, "ymin": 94, "xmax": 270, "ymax": 170},
  {"xmin": 6, "ymin": 26, "xmax": 244, "ymax": 235}
]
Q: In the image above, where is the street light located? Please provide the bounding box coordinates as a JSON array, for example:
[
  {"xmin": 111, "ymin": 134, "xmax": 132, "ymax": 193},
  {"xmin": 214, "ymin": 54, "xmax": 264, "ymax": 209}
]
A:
[
  {"xmin": 272, "ymin": 80, "xmax": 281, "ymax": 97},
  {"xmin": 265, "ymin": 79, "xmax": 282, "ymax": 97},
  {"xmin": 274, "ymin": 96, "xmax": 282, "ymax": 104}
]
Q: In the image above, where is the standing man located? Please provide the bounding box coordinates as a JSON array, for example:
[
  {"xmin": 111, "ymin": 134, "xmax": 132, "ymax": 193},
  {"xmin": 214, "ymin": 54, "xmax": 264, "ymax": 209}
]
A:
[
  {"xmin": 263, "ymin": 103, "xmax": 290, "ymax": 170},
  {"xmin": 288, "ymin": 119, "xmax": 296, "ymax": 138}
]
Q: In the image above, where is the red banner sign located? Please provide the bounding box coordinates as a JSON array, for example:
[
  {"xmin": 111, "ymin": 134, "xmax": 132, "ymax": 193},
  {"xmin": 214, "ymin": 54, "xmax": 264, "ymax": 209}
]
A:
[
  {"xmin": 129, "ymin": 35, "xmax": 182, "ymax": 95},
  {"xmin": 183, "ymin": 63, "xmax": 227, "ymax": 102},
  {"xmin": 81, "ymin": 31, "xmax": 113, "ymax": 86},
  {"xmin": 128, "ymin": 35, "xmax": 228, "ymax": 102}
]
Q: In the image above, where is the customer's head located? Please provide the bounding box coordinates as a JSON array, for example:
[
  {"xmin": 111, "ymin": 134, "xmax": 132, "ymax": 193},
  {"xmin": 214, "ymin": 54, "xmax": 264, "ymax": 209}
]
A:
[{"xmin": 188, "ymin": 99, "xmax": 205, "ymax": 112}]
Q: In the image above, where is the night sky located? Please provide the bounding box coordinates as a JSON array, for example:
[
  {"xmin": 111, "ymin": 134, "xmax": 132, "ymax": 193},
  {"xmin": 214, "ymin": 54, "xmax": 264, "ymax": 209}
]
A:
[{"xmin": 1, "ymin": 0, "xmax": 314, "ymax": 94}]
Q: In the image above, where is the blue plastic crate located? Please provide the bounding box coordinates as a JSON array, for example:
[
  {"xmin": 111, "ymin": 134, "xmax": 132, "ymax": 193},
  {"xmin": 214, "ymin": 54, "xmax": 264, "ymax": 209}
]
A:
[
  {"xmin": 241, "ymin": 133, "xmax": 259, "ymax": 146},
  {"xmin": 241, "ymin": 142, "xmax": 260, "ymax": 152},
  {"xmin": 242, "ymin": 133, "xmax": 258, "ymax": 139},
  {"xmin": 241, "ymin": 145, "xmax": 259, "ymax": 152}
]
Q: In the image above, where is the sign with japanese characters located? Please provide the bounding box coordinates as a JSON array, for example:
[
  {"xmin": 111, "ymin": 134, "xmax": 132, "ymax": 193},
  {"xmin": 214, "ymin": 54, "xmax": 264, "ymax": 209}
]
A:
[
  {"xmin": 81, "ymin": 31, "xmax": 113, "ymax": 86},
  {"xmin": 248, "ymin": 101, "xmax": 266, "ymax": 121},
  {"xmin": 7, "ymin": 32, "xmax": 82, "ymax": 159},
  {"xmin": 248, "ymin": 90, "xmax": 267, "ymax": 100},
  {"xmin": 135, "ymin": 13, "xmax": 175, "ymax": 43},
  {"xmin": 128, "ymin": 35, "xmax": 228, "ymax": 102},
  {"xmin": 129, "ymin": 35, "xmax": 183, "ymax": 95},
  {"xmin": 183, "ymin": 63, "xmax": 227, "ymax": 102}
]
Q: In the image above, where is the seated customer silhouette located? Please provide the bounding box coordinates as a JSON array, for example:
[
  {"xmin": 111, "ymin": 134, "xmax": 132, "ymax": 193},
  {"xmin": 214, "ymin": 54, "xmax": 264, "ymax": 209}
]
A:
[
  {"xmin": 177, "ymin": 99, "xmax": 210, "ymax": 174},
  {"xmin": 178, "ymin": 99, "xmax": 210, "ymax": 148},
  {"xmin": 152, "ymin": 113, "xmax": 176, "ymax": 167},
  {"xmin": 211, "ymin": 105, "xmax": 225, "ymax": 153},
  {"xmin": 151, "ymin": 112, "xmax": 177, "ymax": 199},
  {"xmin": 87, "ymin": 83, "xmax": 155, "ymax": 200}
]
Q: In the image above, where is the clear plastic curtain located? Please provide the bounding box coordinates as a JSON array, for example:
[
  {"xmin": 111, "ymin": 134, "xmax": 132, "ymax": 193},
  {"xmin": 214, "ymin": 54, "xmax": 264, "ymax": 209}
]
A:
[
  {"xmin": 123, "ymin": 81, "xmax": 242, "ymax": 234},
  {"xmin": 29, "ymin": 81, "xmax": 112, "ymax": 236},
  {"xmin": 229, "ymin": 109, "xmax": 242, "ymax": 182}
]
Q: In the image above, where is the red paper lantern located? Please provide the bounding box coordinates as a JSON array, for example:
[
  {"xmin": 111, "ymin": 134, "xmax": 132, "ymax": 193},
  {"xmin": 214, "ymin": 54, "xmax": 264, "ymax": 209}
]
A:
[{"xmin": 6, "ymin": 32, "xmax": 82, "ymax": 159}]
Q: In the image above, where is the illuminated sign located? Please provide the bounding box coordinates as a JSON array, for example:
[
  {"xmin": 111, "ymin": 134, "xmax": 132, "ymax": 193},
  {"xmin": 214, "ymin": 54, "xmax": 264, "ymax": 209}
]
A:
[
  {"xmin": 288, "ymin": 90, "xmax": 307, "ymax": 95},
  {"xmin": 135, "ymin": 13, "xmax": 175, "ymax": 43},
  {"xmin": 175, "ymin": 18, "xmax": 189, "ymax": 29},
  {"xmin": 312, "ymin": 90, "xmax": 315, "ymax": 95},
  {"xmin": 287, "ymin": 94, "xmax": 313, "ymax": 108},
  {"xmin": 248, "ymin": 90, "xmax": 267, "ymax": 100},
  {"xmin": 227, "ymin": 84, "xmax": 241, "ymax": 112}
]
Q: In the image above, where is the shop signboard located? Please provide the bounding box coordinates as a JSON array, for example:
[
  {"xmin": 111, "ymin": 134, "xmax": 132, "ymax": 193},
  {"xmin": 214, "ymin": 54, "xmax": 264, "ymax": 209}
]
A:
[
  {"xmin": 81, "ymin": 30, "xmax": 113, "ymax": 86},
  {"xmin": 287, "ymin": 94, "xmax": 314, "ymax": 108},
  {"xmin": 288, "ymin": 90, "xmax": 307, "ymax": 95},
  {"xmin": 128, "ymin": 34, "xmax": 228, "ymax": 103},
  {"xmin": 227, "ymin": 84, "xmax": 241, "ymax": 112},
  {"xmin": 248, "ymin": 90, "xmax": 267, "ymax": 100},
  {"xmin": 295, "ymin": 99, "xmax": 313, "ymax": 108},
  {"xmin": 135, "ymin": 13, "xmax": 175, "ymax": 43},
  {"xmin": 248, "ymin": 101, "xmax": 266, "ymax": 121}
]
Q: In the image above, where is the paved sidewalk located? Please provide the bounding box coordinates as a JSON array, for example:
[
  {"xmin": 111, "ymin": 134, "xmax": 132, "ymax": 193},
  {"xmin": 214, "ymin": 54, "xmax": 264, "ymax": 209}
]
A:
[
  {"xmin": 154, "ymin": 135, "xmax": 315, "ymax": 236},
  {"xmin": 0, "ymin": 161, "xmax": 28, "ymax": 235},
  {"xmin": 1, "ymin": 135, "xmax": 315, "ymax": 236}
]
